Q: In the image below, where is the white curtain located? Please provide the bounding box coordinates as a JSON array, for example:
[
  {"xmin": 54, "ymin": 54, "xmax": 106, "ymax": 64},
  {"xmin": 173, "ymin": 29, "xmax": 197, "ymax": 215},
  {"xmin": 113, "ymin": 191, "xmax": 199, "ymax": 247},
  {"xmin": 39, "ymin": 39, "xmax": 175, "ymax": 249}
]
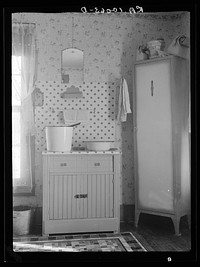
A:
[{"xmin": 12, "ymin": 23, "xmax": 36, "ymax": 188}]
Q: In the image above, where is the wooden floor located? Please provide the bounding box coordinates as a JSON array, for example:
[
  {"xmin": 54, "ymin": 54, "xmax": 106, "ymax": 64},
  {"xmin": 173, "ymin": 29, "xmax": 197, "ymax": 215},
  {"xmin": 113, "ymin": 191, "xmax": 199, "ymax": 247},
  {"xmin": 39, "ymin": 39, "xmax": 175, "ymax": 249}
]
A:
[
  {"xmin": 121, "ymin": 213, "xmax": 191, "ymax": 252},
  {"xmin": 16, "ymin": 213, "xmax": 191, "ymax": 252}
]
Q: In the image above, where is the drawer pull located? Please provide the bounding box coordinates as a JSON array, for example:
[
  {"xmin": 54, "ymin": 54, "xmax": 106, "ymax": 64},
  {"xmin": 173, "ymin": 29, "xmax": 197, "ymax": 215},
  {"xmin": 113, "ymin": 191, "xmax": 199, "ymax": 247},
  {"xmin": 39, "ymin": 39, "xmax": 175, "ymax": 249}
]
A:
[
  {"xmin": 94, "ymin": 162, "xmax": 100, "ymax": 166},
  {"xmin": 150, "ymin": 80, "xmax": 154, "ymax": 96},
  {"xmin": 60, "ymin": 163, "xmax": 67, "ymax": 167},
  {"xmin": 74, "ymin": 194, "xmax": 88, "ymax": 199}
]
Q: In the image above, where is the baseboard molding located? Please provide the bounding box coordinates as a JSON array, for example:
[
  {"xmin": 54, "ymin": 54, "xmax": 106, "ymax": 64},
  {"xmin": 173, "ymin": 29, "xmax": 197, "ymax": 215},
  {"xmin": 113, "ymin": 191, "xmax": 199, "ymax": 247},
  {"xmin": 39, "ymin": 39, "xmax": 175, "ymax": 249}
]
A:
[
  {"xmin": 31, "ymin": 206, "xmax": 42, "ymax": 233},
  {"xmin": 120, "ymin": 204, "xmax": 135, "ymax": 223},
  {"xmin": 31, "ymin": 205, "xmax": 135, "ymax": 231}
]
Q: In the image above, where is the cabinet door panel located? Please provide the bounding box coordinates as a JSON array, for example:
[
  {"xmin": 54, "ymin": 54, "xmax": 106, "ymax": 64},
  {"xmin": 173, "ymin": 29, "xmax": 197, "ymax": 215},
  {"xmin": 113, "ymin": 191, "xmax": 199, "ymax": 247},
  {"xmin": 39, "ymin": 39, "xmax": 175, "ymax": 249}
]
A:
[
  {"xmin": 100, "ymin": 174, "xmax": 106, "ymax": 218},
  {"xmin": 53, "ymin": 175, "xmax": 59, "ymax": 219},
  {"xmin": 135, "ymin": 60, "xmax": 174, "ymax": 212},
  {"xmin": 72, "ymin": 175, "xmax": 78, "ymax": 219},
  {"xmin": 49, "ymin": 175, "xmax": 77, "ymax": 220},
  {"xmin": 107, "ymin": 174, "xmax": 114, "ymax": 217},
  {"xmin": 91, "ymin": 174, "xmax": 97, "ymax": 218},
  {"xmin": 49, "ymin": 175, "xmax": 54, "ymax": 219},
  {"xmin": 62, "ymin": 176, "xmax": 68, "ymax": 219},
  {"xmin": 79, "ymin": 174, "xmax": 88, "ymax": 218},
  {"xmin": 85, "ymin": 174, "xmax": 114, "ymax": 218},
  {"xmin": 58, "ymin": 176, "xmax": 63, "ymax": 219},
  {"xmin": 48, "ymin": 174, "xmax": 114, "ymax": 220},
  {"xmin": 66, "ymin": 176, "xmax": 72, "ymax": 219}
]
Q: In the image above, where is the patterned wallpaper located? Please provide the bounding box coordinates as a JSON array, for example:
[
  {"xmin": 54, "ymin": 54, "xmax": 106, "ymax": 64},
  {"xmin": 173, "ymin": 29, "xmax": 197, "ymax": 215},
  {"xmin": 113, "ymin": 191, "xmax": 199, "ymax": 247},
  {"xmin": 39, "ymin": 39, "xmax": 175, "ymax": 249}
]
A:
[{"xmin": 12, "ymin": 12, "xmax": 189, "ymax": 207}]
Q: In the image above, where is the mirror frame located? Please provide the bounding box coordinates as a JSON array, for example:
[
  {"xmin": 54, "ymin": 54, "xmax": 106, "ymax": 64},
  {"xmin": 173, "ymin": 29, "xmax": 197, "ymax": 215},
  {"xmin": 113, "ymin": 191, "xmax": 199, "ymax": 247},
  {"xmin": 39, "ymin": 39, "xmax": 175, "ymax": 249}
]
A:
[{"xmin": 61, "ymin": 47, "xmax": 84, "ymax": 83}]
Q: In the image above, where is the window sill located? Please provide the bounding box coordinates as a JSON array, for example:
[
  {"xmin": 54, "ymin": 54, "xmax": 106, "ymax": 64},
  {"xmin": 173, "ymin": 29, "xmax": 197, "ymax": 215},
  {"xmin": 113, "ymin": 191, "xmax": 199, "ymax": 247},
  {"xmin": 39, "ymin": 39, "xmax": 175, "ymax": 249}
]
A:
[{"xmin": 13, "ymin": 185, "xmax": 35, "ymax": 196}]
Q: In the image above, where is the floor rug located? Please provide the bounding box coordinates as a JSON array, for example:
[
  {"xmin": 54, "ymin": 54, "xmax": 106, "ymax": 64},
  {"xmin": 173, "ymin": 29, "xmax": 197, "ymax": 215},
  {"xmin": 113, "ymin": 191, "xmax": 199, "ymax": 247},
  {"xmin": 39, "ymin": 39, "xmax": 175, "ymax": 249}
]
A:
[{"xmin": 13, "ymin": 232, "xmax": 147, "ymax": 252}]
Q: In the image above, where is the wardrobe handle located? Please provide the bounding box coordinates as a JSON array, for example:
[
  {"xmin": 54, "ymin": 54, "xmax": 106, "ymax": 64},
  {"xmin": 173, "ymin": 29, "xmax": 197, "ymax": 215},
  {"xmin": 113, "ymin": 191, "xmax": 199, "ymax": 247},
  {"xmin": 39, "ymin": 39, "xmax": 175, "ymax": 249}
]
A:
[
  {"xmin": 74, "ymin": 194, "xmax": 88, "ymax": 199},
  {"xmin": 151, "ymin": 80, "xmax": 154, "ymax": 96}
]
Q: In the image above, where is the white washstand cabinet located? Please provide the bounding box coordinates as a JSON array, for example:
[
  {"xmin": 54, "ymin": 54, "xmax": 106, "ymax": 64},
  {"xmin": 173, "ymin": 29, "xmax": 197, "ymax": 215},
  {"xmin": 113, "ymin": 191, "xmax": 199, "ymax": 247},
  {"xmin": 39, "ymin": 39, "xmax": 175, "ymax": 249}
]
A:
[
  {"xmin": 42, "ymin": 150, "xmax": 121, "ymax": 235},
  {"xmin": 133, "ymin": 56, "xmax": 190, "ymax": 235}
]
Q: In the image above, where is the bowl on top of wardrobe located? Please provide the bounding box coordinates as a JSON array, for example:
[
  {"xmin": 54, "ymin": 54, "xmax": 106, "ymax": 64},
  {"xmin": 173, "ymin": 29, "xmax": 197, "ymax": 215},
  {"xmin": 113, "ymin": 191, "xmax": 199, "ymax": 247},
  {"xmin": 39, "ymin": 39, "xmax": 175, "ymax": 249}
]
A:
[{"xmin": 147, "ymin": 38, "xmax": 165, "ymax": 57}]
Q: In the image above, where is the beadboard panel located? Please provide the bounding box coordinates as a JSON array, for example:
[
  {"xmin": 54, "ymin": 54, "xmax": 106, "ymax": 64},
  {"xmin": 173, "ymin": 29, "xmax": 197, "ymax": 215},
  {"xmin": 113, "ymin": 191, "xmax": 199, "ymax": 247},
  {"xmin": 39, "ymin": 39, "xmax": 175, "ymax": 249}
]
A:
[{"xmin": 48, "ymin": 174, "xmax": 114, "ymax": 220}]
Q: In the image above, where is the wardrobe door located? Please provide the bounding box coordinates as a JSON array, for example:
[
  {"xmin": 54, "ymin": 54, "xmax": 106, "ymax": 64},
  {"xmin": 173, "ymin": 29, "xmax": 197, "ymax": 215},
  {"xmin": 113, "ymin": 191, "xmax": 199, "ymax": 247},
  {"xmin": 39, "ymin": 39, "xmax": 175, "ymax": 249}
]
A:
[{"xmin": 135, "ymin": 60, "xmax": 174, "ymax": 212}]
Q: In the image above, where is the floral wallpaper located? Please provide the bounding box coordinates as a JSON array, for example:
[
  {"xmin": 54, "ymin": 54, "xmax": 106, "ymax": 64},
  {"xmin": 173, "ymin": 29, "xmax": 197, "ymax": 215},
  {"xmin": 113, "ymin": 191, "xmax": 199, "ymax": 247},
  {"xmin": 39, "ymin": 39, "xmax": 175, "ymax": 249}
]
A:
[{"xmin": 12, "ymin": 12, "xmax": 189, "ymax": 207}]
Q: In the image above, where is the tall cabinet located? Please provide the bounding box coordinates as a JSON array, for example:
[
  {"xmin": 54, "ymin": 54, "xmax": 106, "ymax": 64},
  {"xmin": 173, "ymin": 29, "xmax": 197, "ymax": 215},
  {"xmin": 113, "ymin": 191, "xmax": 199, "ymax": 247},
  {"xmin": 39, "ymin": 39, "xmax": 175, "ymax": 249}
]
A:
[{"xmin": 133, "ymin": 56, "xmax": 190, "ymax": 235}]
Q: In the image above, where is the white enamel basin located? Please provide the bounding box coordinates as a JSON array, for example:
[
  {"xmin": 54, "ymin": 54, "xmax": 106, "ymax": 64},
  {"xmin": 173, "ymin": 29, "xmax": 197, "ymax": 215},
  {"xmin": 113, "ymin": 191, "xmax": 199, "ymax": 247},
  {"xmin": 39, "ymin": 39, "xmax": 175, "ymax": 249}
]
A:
[{"xmin": 85, "ymin": 141, "xmax": 112, "ymax": 151}]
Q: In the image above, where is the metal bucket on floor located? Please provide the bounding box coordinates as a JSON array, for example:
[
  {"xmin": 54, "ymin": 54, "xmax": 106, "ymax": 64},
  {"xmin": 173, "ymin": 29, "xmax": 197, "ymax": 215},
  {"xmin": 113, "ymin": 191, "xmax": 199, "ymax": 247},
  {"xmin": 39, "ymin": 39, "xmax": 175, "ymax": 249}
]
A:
[{"xmin": 13, "ymin": 206, "xmax": 33, "ymax": 236}]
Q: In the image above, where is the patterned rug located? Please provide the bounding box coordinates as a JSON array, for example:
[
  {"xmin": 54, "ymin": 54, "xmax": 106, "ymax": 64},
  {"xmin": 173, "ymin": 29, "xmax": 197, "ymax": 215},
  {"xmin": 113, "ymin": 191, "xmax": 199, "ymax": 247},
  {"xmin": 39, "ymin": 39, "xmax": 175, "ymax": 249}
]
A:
[{"xmin": 13, "ymin": 232, "xmax": 147, "ymax": 252}]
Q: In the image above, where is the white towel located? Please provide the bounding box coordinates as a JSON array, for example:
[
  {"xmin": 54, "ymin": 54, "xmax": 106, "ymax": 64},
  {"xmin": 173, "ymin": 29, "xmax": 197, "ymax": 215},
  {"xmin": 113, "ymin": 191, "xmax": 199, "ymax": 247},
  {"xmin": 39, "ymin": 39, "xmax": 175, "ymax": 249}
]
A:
[{"xmin": 117, "ymin": 77, "xmax": 132, "ymax": 122}]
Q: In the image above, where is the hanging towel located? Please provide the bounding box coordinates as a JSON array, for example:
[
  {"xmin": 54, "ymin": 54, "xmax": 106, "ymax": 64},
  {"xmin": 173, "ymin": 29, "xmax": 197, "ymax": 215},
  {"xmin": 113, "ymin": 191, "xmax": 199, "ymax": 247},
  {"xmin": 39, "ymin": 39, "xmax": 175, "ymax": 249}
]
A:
[{"xmin": 117, "ymin": 77, "xmax": 132, "ymax": 122}]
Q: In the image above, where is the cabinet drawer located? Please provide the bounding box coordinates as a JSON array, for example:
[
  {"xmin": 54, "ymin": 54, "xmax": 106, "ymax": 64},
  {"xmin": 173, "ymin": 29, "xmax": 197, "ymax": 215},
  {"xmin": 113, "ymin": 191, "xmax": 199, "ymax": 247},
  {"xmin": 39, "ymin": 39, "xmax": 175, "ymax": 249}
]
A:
[
  {"xmin": 49, "ymin": 156, "xmax": 76, "ymax": 173},
  {"xmin": 87, "ymin": 155, "xmax": 113, "ymax": 172},
  {"xmin": 76, "ymin": 156, "xmax": 88, "ymax": 173}
]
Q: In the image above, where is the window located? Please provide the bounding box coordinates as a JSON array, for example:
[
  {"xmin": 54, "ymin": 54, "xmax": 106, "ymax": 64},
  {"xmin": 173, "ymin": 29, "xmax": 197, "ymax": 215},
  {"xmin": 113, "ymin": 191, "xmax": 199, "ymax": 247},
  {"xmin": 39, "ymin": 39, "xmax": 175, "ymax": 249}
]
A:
[
  {"xmin": 12, "ymin": 23, "xmax": 36, "ymax": 194},
  {"xmin": 12, "ymin": 55, "xmax": 21, "ymax": 183},
  {"xmin": 12, "ymin": 55, "xmax": 34, "ymax": 194}
]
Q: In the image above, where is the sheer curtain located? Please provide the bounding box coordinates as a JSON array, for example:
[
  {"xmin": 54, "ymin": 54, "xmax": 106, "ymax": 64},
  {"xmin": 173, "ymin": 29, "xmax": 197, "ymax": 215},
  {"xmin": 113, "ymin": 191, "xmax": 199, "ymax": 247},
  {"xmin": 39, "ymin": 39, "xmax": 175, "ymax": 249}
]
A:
[{"xmin": 12, "ymin": 23, "xmax": 36, "ymax": 191}]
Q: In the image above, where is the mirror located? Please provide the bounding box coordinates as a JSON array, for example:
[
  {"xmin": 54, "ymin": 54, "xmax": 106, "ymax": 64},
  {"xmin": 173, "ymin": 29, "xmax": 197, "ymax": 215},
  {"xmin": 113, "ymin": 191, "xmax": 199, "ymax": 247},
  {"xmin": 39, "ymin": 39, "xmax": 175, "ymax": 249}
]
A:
[{"xmin": 61, "ymin": 48, "xmax": 84, "ymax": 83}]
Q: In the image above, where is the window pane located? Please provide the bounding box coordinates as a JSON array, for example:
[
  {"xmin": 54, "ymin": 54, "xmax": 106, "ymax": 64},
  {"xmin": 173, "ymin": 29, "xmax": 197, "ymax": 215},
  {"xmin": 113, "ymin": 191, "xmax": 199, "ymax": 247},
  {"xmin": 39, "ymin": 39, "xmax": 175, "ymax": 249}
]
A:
[
  {"xmin": 12, "ymin": 55, "xmax": 21, "ymax": 180},
  {"xmin": 12, "ymin": 146, "xmax": 20, "ymax": 179},
  {"xmin": 12, "ymin": 56, "xmax": 21, "ymax": 106},
  {"xmin": 12, "ymin": 78, "xmax": 21, "ymax": 106},
  {"xmin": 12, "ymin": 111, "xmax": 20, "ymax": 179},
  {"xmin": 12, "ymin": 111, "xmax": 20, "ymax": 146},
  {"xmin": 12, "ymin": 55, "xmax": 21, "ymax": 74}
]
